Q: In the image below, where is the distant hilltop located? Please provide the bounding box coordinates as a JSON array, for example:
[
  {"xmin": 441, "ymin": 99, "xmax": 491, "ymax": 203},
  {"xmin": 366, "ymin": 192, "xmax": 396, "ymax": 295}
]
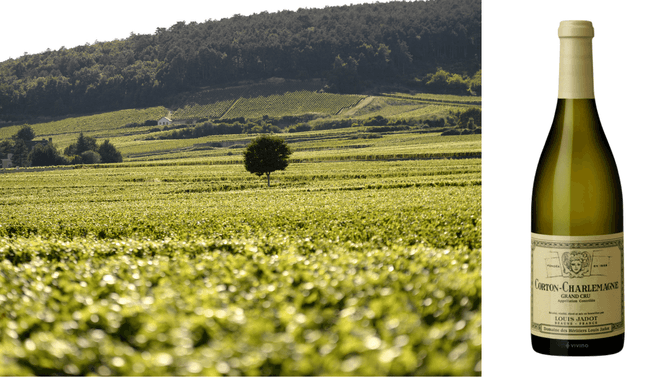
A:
[{"xmin": 0, "ymin": 0, "xmax": 480, "ymax": 121}]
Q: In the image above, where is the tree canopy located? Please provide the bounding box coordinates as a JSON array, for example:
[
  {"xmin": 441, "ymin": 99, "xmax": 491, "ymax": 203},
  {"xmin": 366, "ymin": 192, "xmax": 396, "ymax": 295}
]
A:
[
  {"xmin": 65, "ymin": 133, "xmax": 98, "ymax": 156},
  {"xmin": 243, "ymin": 135, "xmax": 292, "ymax": 187},
  {"xmin": 0, "ymin": 0, "xmax": 480, "ymax": 121},
  {"xmin": 1, "ymin": 126, "xmax": 122, "ymax": 167},
  {"xmin": 98, "ymin": 140, "xmax": 123, "ymax": 163},
  {"xmin": 13, "ymin": 125, "xmax": 36, "ymax": 142},
  {"xmin": 29, "ymin": 142, "xmax": 67, "ymax": 167}
]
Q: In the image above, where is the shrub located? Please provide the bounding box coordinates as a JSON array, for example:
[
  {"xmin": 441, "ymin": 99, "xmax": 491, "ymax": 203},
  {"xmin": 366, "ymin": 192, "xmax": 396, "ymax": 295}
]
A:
[
  {"xmin": 288, "ymin": 123, "xmax": 313, "ymax": 133},
  {"xmin": 28, "ymin": 142, "xmax": 68, "ymax": 166},
  {"xmin": 81, "ymin": 150, "xmax": 101, "ymax": 164},
  {"xmin": 98, "ymin": 140, "xmax": 123, "ymax": 163}
]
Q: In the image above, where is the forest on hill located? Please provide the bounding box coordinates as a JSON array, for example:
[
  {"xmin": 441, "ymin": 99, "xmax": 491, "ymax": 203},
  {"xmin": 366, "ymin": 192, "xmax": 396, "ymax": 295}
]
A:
[{"xmin": 0, "ymin": 0, "xmax": 480, "ymax": 121}]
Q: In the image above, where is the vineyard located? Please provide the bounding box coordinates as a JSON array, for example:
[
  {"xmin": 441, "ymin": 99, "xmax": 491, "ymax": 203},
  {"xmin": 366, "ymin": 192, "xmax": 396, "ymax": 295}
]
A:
[
  {"xmin": 167, "ymin": 80, "xmax": 345, "ymax": 121},
  {"xmin": 380, "ymin": 93, "xmax": 482, "ymax": 105},
  {"xmin": 0, "ymin": 107, "xmax": 169, "ymax": 149},
  {"xmin": 222, "ymin": 91, "xmax": 365, "ymax": 119},
  {"xmin": 168, "ymin": 79, "xmax": 327, "ymax": 109},
  {"xmin": 0, "ymin": 85, "xmax": 480, "ymax": 164},
  {"xmin": 1, "ymin": 84, "xmax": 482, "ymax": 375},
  {"xmin": 163, "ymin": 80, "xmax": 482, "ymax": 122},
  {"xmin": 170, "ymin": 100, "xmax": 236, "ymax": 120},
  {"xmin": 0, "ymin": 126, "xmax": 481, "ymax": 375},
  {"xmin": 169, "ymin": 91, "xmax": 365, "ymax": 121}
]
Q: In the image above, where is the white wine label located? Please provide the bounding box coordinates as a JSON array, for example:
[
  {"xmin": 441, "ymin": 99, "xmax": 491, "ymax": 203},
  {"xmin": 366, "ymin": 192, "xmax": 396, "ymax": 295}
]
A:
[{"xmin": 531, "ymin": 232, "xmax": 624, "ymax": 340}]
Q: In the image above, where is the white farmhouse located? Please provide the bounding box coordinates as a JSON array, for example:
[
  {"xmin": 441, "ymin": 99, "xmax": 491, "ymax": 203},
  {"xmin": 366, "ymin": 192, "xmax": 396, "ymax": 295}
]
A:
[
  {"xmin": 1, "ymin": 153, "xmax": 13, "ymax": 169},
  {"xmin": 158, "ymin": 117, "xmax": 172, "ymax": 126}
]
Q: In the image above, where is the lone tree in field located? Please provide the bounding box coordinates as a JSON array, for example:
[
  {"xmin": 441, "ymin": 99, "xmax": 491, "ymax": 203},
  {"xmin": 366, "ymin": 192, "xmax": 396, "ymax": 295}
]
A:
[{"xmin": 243, "ymin": 135, "xmax": 292, "ymax": 187}]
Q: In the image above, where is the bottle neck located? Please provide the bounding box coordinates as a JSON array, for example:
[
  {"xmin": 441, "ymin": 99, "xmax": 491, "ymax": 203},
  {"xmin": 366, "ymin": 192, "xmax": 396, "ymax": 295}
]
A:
[
  {"xmin": 558, "ymin": 37, "xmax": 594, "ymax": 99},
  {"xmin": 553, "ymin": 99, "xmax": 600, "ymax": 132}
]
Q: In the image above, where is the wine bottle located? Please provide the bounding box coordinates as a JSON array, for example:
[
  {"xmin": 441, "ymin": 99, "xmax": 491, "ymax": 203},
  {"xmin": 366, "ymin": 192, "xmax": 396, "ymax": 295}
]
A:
[{"xmin": 530, "ymin": 20, "xmax": 624, "ymax": 356}]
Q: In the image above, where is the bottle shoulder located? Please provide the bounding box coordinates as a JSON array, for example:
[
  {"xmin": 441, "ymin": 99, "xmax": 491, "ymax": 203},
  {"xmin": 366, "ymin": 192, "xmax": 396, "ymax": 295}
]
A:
[
  {"xmin": 535, "ymin": 99, "xmax": 619, "ymax": 175},
  {"xmin": 531, "ymin": 99, "xmax": 622, "ymax": 235}
]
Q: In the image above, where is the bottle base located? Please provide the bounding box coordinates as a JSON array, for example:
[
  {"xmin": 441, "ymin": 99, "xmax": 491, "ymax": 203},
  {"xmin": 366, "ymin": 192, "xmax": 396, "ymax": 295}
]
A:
[{"xmin": 531, "ymin": 333, "xmax": 624, "ymax": 356}]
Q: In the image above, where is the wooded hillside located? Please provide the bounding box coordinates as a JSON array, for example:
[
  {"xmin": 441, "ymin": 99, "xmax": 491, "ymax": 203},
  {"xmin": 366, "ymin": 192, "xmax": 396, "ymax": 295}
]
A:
[{"xmin": 0, "ymin": 0, "xmax": 480, "ymax": 121}]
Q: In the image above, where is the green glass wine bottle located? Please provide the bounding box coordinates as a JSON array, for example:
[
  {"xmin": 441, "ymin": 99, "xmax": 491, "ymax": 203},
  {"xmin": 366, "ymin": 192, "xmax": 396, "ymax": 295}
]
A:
[{"xmin": 530, "ymin": 20, "xmax": 624, "ymax": 356}]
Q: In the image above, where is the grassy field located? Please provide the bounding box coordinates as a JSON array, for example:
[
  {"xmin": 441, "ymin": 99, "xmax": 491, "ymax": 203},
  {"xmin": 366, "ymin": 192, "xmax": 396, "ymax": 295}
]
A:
[{"xmin": 0, "ymin": 88, "xmax": 481, "ymax": 376}]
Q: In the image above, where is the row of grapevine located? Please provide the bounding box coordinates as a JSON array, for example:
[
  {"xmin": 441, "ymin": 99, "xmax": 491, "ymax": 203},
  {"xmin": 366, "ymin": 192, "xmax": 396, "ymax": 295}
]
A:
[
  {"xmin": 223, "ymin": 91, "xmax": 365, "ymax": 118},
  {"xmin": 169, "ymin": 79, "xmax": 326, "ymax": 109},
  {"xmin": 170, "ymin": 100, "xmax": 235, "ymax": 120},
  {"xmin": 381, "ymin": 93, "xmax": 481, "ymax": 107},
  {"xmin": 1, "ymin": 157, "xmax": 481, "ymax": 197}
]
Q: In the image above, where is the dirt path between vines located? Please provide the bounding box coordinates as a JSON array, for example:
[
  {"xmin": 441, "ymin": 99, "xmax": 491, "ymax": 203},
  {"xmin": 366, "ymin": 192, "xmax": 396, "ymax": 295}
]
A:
[{"xmin": 339, "ymin": 96, "xmax": 375, "ymax": 116}]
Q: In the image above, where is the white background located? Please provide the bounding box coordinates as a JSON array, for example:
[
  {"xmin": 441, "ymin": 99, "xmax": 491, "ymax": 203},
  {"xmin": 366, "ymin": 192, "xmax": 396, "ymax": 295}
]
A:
[{"xmin": 482, "ymin": 0, "xmax": 669, "ymax": 375}]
